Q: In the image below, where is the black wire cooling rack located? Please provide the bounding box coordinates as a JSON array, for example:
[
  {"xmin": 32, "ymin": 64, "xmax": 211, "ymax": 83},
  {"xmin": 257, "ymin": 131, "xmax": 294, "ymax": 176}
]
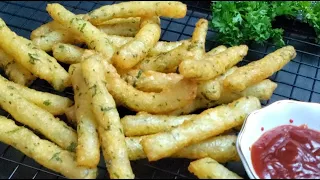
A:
[{"xmin": 0, "ymin": 1, "xmax": 319, "ymax": 179}]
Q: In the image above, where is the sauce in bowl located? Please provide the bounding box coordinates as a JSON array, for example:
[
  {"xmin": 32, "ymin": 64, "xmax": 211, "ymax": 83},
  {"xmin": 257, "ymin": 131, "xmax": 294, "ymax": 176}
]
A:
[{"xmin": 251, "ymin": 125, "xmax": 320, "ymax": 179}]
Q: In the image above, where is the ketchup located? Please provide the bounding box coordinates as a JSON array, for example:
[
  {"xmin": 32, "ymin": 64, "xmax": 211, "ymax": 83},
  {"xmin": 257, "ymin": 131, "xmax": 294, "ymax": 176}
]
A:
[{"xmin": 251, "ymin": 125, "xmax": 320, "ymax": 179}]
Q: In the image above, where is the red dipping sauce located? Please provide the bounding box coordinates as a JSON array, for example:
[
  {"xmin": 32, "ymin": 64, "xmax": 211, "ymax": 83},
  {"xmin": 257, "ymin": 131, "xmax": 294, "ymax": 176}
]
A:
[{"xmin": 251, "ymin": 125, "xmax": 320, "ymax": 179}]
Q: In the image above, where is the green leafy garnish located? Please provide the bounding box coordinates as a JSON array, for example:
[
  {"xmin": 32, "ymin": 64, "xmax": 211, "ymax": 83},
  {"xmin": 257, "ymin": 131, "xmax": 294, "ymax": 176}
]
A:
[{"xmin": 210, "ymin": 1, "xmax": 320, "ymax": 46}]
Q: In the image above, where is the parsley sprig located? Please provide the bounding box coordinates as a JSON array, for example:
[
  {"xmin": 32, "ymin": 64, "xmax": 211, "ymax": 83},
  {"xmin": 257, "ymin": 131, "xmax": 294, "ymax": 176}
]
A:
[{"xmin": 210, "ymin": 1, "xmax": 320, "ymax": 46}]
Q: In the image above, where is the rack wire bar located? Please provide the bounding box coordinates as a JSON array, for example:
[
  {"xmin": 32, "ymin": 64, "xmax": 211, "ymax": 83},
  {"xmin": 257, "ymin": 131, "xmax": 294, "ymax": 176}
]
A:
[{"xmin": 0, "ymin": 1, "xmax": 319, "ymax": 179}]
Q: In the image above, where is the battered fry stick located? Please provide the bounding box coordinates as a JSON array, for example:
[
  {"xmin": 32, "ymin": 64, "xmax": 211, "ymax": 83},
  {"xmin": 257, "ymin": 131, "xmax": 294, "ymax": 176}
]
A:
[
  {"xmin": 103, "ymin": 60, "xmax": 197, "ymax": 113},
  {"xmin": 0, "ymin": 48, "xmax": 36, "ymax": 86},
  {"xmin": 126, "ymin": 135, "xmax": 240, "ymax": 162},
  {"xmin": 188, "ymin": 19, "xmax": 208, "ymax": 60},
  {"xmin": 52, "ymin": 43, "xmax": 85, "ymax": 64},
  {"xmin": 32, "ymin": 29, "xmax": 81, "ymax": 52},
  {"xmin": 85, "ymin": 1, "xmax": 187, "ymax": 25},
  {"xmin": 137, "ymin": 41, "xmax": 192, "ymax": 73},
  {"xmin": 0, "ymin": 116, "xmax": 97, "ymax": 179},
  {"xmin": 0, "ymin": 18, "xmax": 70, "ymax": 91},
  {"xmin": 178, "ymin": 45, "xmax": 248, "ymax": 80},
  {"xmin": 224, "ymin": 46, "xmax": 296, "ymax": 91},
  {"xmin": 197, "ymin": 67, "xmax": 238, "ymax": 101},
  {"xmin": 47, "ymin": 3, "xmax": 115, "ymax": 61},
  {"xmin": 188, "ymin": 157, "xmax": 242, "ymax": 179},
  {"xmin": 69, "ymin": 64, "xmax": 100, "ymax": 167},
  {"xmin": 121, "ymin": 113, "xmax": 195, "ymax": 136},
  {"xmin": 81, "ymin": 51, "xmax": 134, "ymax": 179},
  {"xmin": 0, "ymin": 74, "xmax": 73, "ymax": 115},
  {"xmin": 112, "ymin": 16, "xmax": 161, "ymax": 69},
  {"xmin": 142, "ymin": 96, "xmax": 261, "ymax": 161},
  {"xmin": 122, "ymin": 69, "xmax": 184, "ymax": 92},
  {"xmin": 97, "ymin": 17, "xmax": 140, "ymax": 37},
  {"xmin": 170, "ymin": 79, "xmax": 277, "ymax": 115},
  {"xmin": 0, "ymin": 82, "xmax": 77, "ymax": 151},
  {"xmin": 205, "ymin": 45, "xmax": 227, "ymax": 58}
]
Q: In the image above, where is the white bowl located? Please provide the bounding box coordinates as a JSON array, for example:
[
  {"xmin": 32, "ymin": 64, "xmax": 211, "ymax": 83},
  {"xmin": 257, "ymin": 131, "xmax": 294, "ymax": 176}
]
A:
[{"xmin": 236, "ymin": 100, "xmax": 320, "ymax": 179}]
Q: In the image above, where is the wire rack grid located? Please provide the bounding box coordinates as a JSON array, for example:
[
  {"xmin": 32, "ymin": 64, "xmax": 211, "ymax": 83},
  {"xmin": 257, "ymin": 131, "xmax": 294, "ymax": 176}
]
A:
[{"xmin": 0, "ymin": 1, "xmax": 319, "ymax": 179}]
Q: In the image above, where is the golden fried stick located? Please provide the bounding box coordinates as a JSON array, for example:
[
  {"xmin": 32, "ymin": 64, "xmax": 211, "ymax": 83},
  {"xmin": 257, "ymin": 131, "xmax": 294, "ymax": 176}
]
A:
[
  {"xmin": 224, "ymin": 46, "xmax": 296, "ymax": 91},
  {"xmin": 0, "ymin": 116, "xmax": 97, "ymax": 179},
  {"xmin": 47, "ymin": 3, "xmax": 115, "ymax": 61},
  {"xmin": 85, "ymin": 1, "xmax": 187, "ymax": 25},
  {"xmin": 126, "ymin": 135, "xmax": 239, "ymax": 162},
  {"xmin": 0, "ymin": 18, "xmax": 70, "ymax": 91},
  {"xmin": 142, "ymin": 96, "xmax": 261, "ymax": 161},
  {"xmin": 69, "ymin": 64, "xmax": 100, "ymax": 167},
  {"xmin": 81, "ymin": 51, "xmax": 134, "ymax": 179},
  {"xmin": 179, "ymin": 45, "xmax": 248, "ymax": 80},
  {"xmin": 188, "ymin": 157, "xmax": 242, "ymax": 179},
  {"xmin": 0, "ymin": 48, "xmax": 36, "ymax": 86}
]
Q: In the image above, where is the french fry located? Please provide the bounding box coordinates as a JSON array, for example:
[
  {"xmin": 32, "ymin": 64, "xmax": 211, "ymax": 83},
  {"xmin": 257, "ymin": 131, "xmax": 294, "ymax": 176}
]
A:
[
  {"xmin": 148, "ymin": 40, "xmax": 188, "ymax": 56},
  {"xmin": 188, "ymin": 157, "xmax": 242, "ymax": 179},
  {"xmin": 0, "ymin": 82, "xmax": 77, "ymax": 151},
  {"xmin": 30, "ymin": 16, "xmax": 84, "ymax": 39},
  {"xmin": 0, "ymin": 18, "xmax": 70, "ymax": 91},
  {"xmin": 47, "ymin": 3, "xmax": 115, "ymax": 61},
  {"xmin": 137, "ymin": 41, "xmax": 192, "ymax": 73},
  {"xmin": 178, "ymin": 45, "xmax": 248, "ymax": 80},
  {"xmin": 170, "ymin": 79, "xmax": 277, "ymax": 115},
  {"xmin": 98, "ymin": 17, "xmax": 140, "ymax": 37},
  {"xmin": 173, "ymin": 135, "xmax": 239, "ymax": 162},
  {"xmin": 122, "ymin": 69, "xmax": 184, "ymax": 92},
  {"xmin": 126, "ymin": 135, "xmax": 239, "ymax": 162},
  {"xmin": 0, "ymin": 116, "xmax": 97, "ymax": 179},
  {"xmin": 85, "ymin": 1, "xmax": 187, "ymax": 25},
  {"xmin": 205, "ymin": 45, "xmax": 227, "ymax": 58},
  {"xmin": 52, "ymin": 43, "xmax": 85, "ymax": 64},
  {"xmin": 0, "ymin": 75, "xmax": 73, "ymax": 115},
  {"xmin": 188, "ymin": 19, "xmax": 208, "ymax": 60},
  {"xmin": 142, "ymin": 96, "xmax": 261, "ymax": 161},
  {"xmin": 98, "ymin": 17, "xmax": 140, "ymax": 25},
  {"xmin": 30, "ymin": 21, "xmax": 56, "ymax": 39},
  {"xmin": 172, "ymin": 79, "xmax": 277, "ymax": 115},
  {"xmin": 69, "ymin": 64, "xmax": 100, "ymax": 168},
  {"xmin": 105, "ymin": 35, "xmax": 186, "ymax": 54},
  {"xmin": 65, "ymin": 105, "xmax": 77, "ymax": 127},
  {"xmin": 197, "ymin": 67, "xmax": 238, "ymax": 101},
  {"xmin": 121, "ymin": 113, "xmax": 195, "ymax": 136},
  {"xmin": 224, "ymin": 45, "xmax": 296, "ymax": 91},
  {"xmin": 81, "ymin": 52, "xmax": 134, "ymax": 179},
  {"xmin": 102, "ymin": 57, "xmax": 197, "ymax": 113},
  {"xmin": 112, "ymin": 16, "xmax": 161, "ymax": 69},
  {"xmin": 0, "ymin": 48, "xmax": 36, "ymax": 86},
  {"xmin": 32, "ymin": 30, "xmax": 81, "ymax": 52}
]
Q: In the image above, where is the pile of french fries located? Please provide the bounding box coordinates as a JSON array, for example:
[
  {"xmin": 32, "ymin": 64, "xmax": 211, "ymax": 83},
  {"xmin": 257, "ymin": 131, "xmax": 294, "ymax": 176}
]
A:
[{"xmin": 0, "ymin": 1, "xmax": 297, "ymax": 179}]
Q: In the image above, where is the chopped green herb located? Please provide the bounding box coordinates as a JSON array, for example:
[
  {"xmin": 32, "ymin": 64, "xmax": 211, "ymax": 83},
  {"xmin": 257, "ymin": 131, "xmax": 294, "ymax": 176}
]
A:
[
  {"xmin": 28, "ymin": 53, "xmax": 40, "ymax": 65},
  {"xmin": 43, "ymin": 100, "xmax": 51, "ymax": 106},
  {"xmin": 67, "ymin": 142, "xmax": 77, "ymax": 152},
  {"xmin": 50, "ymin": 152, "xmax": 62, "ymax": 162},
  {"xmin": 6, "ymin": 128, "xmax": 21, "ymax": 134},
  {"xmin": 89, "ymin": 84, "xmax": 99, "ymax": 97},
  {"xmin": 100, "ymin": 106, "xmax": 114, "ymax": 113},
  {"xmin": 59, "ymin": 45, "xmax": 65, "ymax": 50},
  {"xmin": 80, "ymin": 23, "xmax": 87, "ymax": 33}
]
